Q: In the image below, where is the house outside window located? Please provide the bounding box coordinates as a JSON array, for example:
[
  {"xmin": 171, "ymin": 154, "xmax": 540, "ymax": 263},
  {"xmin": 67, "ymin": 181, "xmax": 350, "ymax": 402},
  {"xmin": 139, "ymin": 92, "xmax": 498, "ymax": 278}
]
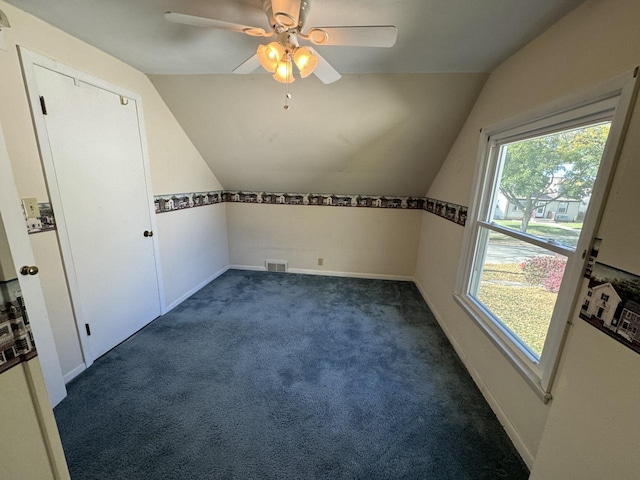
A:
[{"xmin": 454, "ymin": 72, "xmax": 637, "ymax": 400}]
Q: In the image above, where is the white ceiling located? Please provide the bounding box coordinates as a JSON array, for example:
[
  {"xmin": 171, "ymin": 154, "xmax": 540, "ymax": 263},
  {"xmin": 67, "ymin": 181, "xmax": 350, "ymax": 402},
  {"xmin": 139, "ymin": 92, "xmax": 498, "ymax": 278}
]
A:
[{"xmin": 7, "ymin": 0, "xmax": 584, "ymax": 75}]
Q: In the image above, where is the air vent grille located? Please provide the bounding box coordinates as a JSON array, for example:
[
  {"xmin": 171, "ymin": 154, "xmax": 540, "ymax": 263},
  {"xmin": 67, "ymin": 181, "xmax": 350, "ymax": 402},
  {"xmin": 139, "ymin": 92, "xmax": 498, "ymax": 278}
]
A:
[{"xmin": 265, "ymin": 260, "xmax": 288, "ymax": 273}]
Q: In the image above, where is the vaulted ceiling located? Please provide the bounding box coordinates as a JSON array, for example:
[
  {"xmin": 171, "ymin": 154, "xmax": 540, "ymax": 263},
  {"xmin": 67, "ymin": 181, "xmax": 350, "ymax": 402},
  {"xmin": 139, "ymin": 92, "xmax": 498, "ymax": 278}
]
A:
[
  {"xmin": 150, "ymin": 73, "xmax": 487, "ymax": 196},
  {"xmin": 7, "ymin": 0, "xmax": 585, "ymax": 195}
]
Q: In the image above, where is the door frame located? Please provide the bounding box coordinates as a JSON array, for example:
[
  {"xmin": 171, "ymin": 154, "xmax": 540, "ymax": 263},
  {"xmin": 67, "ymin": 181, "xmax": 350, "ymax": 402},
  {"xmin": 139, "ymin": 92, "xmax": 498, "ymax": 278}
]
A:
[{"xmin": 18, "ymin": 47, "xmax": 166, "ymax": 368}]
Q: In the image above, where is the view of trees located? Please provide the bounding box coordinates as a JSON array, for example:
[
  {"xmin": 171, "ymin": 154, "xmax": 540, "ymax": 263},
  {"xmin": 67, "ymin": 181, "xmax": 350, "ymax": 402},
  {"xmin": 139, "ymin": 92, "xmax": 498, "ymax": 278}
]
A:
[{"xmin": 499, "ymin": 123, "xmax": 611, "ymax": 231}]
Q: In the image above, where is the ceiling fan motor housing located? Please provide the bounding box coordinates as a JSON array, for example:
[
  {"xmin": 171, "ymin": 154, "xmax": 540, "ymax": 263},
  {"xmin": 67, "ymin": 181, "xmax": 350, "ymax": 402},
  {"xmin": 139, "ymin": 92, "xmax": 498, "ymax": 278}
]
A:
[{"xmin": 262, "ymin": 0, "xmax": 311, "ymax": 31}]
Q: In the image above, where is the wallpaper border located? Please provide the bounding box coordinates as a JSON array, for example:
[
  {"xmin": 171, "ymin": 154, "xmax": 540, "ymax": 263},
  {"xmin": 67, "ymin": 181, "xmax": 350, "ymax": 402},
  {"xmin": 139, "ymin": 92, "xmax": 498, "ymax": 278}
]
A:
[
  {"xmin": 25, "ymin": 202, "xmax": 56, "ymax": 235},
  {"xmin": 154, "ymin": 190, "xmax": 467, "ymax": 227},
  {"xmin": 0, "ymin": 279, "xmax": 38, "ymax": 375}
]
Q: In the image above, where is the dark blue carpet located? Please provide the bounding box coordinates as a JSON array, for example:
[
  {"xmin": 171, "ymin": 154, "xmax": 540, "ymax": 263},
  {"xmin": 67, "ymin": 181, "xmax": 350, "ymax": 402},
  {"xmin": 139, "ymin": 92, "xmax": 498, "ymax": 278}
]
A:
[{"xmin": 54, "ymin": 270, "xmax": 529, "ymax": 479}]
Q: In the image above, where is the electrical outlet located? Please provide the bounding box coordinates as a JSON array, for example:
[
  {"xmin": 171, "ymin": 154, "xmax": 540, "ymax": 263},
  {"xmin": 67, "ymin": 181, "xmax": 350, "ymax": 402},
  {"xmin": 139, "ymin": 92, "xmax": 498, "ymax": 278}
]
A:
[
  {"xmin": 22, "ymin": 198, "xmax": 40, "ymax": 218},
  {"xmin": 317, "ymin": 258, "xmax": 323, "ymax": 266}
]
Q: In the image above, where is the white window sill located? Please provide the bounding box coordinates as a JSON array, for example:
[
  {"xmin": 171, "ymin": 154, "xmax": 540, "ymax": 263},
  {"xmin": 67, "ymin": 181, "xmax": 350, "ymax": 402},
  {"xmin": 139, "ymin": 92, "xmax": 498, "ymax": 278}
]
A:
[{"xmin": 452, "ymin": 292, "xmax": 553, "ymax": 404}]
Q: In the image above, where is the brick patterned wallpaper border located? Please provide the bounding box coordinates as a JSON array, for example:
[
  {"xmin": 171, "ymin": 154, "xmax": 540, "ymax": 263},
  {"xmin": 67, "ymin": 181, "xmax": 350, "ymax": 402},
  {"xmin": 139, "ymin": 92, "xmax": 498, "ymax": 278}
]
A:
[{"xmin": 154, "ymin": 191, "xmax": 467, "ymax": 227}]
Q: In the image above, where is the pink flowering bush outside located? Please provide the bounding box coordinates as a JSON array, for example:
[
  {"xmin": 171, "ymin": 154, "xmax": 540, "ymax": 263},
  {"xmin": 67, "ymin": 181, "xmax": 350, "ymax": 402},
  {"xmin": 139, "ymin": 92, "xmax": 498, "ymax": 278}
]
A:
[{"xmin": 520, "ymin": 255, "xmax": 567, "ymax": 293}]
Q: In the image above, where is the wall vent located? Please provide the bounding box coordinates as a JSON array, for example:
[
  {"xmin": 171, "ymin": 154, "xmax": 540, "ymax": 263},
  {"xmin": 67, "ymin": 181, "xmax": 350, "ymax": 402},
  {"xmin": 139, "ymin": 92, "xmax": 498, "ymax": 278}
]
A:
[{"xmin": 265, "ymin": 260, "xmax": 288, "ymax": 273}]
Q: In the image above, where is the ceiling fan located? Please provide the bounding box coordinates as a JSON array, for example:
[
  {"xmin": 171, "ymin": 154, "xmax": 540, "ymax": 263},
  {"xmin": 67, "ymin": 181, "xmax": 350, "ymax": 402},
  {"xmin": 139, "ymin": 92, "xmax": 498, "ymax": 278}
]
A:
[{"xmin": 165, "ymin": 0, "xmax": 398, "ymax": 85}]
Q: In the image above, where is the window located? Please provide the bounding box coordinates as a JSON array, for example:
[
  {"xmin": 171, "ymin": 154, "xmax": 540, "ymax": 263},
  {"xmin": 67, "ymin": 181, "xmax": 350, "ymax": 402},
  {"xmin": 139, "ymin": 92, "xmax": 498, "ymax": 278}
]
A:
[
  {"xmin": 455, "ymin": 71, "xmax": 637, "ymax": 400},
  {"xmin": 558, "ymin": 202, "xmax": 569, "ymax": 214},
  {"xmin": 601, "ymin": 294, "xmax": 610, "ymax": 302}
]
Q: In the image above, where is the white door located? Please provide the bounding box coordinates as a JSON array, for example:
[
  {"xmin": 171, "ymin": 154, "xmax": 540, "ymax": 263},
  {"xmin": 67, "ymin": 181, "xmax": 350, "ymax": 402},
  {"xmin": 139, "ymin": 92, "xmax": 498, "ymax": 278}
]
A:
[
  {"xmin": 0, "ymin": 123, "xmax": 67, "ymax": 407},
  {"xmin": 32, "ymin": 66, "xmax": 162, "ymax": 360}
]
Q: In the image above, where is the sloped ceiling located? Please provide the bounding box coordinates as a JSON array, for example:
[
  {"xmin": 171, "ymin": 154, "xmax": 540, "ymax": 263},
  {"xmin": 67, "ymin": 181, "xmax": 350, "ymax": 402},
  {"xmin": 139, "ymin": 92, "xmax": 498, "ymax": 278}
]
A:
[{"xmin": 150, "ymin": 73, "xmax": 487, "ymax": 196}]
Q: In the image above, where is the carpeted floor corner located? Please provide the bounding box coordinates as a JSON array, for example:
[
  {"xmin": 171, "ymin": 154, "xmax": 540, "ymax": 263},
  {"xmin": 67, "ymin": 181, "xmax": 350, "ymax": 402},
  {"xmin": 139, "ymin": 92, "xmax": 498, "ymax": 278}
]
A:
[{"xmin": 54, "ymin": 270, "xmax": 529, "ymax": 479}]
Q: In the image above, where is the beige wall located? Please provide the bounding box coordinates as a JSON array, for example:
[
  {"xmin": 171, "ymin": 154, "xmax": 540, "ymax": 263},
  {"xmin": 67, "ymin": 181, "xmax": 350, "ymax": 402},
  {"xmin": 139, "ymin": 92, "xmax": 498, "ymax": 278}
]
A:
[
  {"xmin": 158, "ymin": 203, "xmax": 229, "ymax": 309},
  {"xmin": 227, "ymin": 203, "xmax": 421, "ymax": 279},
  {"xmin": 0, "ymin": 214, "xmax": 16, "ymax": 280},
  {"xmin": 416, "ymin": 0, "xmax": 640, "ymax": 473},
  {"xmin": 0, "ymin": 1, "xmax": 227, "ymax": 379}
]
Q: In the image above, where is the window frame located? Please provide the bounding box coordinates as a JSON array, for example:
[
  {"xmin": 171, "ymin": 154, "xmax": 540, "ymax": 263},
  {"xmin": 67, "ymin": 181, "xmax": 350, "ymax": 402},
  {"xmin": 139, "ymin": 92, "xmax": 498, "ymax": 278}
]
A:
[{"xmin": 454, "ymin": 70, "xmax": 639, "ymax": 402}]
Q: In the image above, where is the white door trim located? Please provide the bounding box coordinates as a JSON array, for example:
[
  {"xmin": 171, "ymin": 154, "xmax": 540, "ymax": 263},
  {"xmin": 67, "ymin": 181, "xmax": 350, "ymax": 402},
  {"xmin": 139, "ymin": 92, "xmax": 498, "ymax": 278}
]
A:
[{"xmin": 18, "ymin": 47, "xmax": 166, "ymax": 368}]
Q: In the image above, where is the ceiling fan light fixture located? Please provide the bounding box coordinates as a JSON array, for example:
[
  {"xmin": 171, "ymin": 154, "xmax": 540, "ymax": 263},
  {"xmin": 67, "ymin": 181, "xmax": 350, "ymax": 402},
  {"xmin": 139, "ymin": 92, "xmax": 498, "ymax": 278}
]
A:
[
  {"xmin": 293, "ymin": 47, "xmax": 318, "ymax": 78},
  {"xmin": 273, "ymin": 56, "xmax": 295, "ymax": 84},
  {"xmin": 257, "ymin": 42, "xmax": 285, "ymax": 73}
]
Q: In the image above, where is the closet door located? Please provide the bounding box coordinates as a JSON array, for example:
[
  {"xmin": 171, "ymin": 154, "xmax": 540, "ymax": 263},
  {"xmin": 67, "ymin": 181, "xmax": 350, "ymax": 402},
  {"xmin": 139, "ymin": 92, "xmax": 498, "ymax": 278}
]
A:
[{"xmin": 33, "ymin": 66, "xmax": 162, "ymax": 360}]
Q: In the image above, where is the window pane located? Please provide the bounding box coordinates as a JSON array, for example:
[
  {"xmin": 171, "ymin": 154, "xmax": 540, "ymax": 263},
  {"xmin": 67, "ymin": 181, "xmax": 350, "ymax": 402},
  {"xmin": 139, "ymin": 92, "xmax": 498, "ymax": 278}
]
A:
[
  {"xmin": 492, "ymin": 122, "xmax": 611, "ymax": 249},
  {"xmin": 472, "ymin": 229, "xmax": 568, "ymax": 358}
]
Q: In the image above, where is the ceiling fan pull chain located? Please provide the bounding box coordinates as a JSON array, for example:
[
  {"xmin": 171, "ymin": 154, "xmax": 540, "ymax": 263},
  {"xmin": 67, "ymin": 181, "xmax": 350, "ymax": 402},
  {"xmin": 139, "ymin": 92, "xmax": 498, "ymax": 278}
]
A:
[
  {"xmin": 284, "ymin": 87, "xmax": 292, "ymax": 110},
  {"xmin": 284, "ymin": 65, "xmax": 292, "ymax": 110}
]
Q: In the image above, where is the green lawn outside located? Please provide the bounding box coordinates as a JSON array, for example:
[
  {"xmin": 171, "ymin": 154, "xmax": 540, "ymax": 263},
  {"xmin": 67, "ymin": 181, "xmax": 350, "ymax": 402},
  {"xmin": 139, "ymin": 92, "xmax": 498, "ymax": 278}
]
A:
[
  {"xmin": 559, "ymin": 222, "xmax": 584, "ymax": 230},
  {"xmin": 476, "ymin": 263, "xmax": 558, "ymax": 357}
]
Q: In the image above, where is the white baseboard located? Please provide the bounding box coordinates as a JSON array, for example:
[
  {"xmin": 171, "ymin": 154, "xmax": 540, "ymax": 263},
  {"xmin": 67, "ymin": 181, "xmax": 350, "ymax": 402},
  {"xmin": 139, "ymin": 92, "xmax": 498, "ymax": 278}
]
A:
[
  {"xmin": 228, "ymin": 264, "xmax": 413, "ymax": 282},
  {"xmin": 289, "ymin": 268, "xmax": 413, "ymax": 282},
  {"xmin": 63, "ymin": 363, "xmax": 86, "ymax": 384},
  {"xmin": 228, "ymin": 264, "xmax": 266, "ymax": 272},
  {"xmin": 163, "ymin": 265, "xmax": 230, "ymax": 313},
  {"xmin": 413, "ymin": 279, "xmax": 535, "ymax": 470}
]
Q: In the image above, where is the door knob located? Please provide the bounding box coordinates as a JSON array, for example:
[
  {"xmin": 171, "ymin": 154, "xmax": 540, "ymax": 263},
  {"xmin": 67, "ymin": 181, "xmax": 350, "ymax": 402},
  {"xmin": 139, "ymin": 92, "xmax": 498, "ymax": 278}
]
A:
[
  {"xmin": 143, "ymin": 230, "xmax": 153, "ymax": 237},
  {"xmin": 20, "ymin": 266, "xmax": 39, "ymax": 276}
]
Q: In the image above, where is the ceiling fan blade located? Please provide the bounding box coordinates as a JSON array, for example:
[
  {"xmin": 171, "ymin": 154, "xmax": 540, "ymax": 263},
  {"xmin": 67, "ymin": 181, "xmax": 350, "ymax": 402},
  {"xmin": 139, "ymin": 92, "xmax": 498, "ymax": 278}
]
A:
[
  {"xmin": 232, "ymin": 54, "xmax": 261, "ymax": 74},
  {"xmin": 311, "ymin": 50, "xmax": 341, "ymax": 84},
  {"xmin": 307, "ymin": 26, "xmax": 398, "ymax": 47},
  {"xmin": 165, "ymin": 12, "xmax": 270, "ymax": 37},
  {"xmin": 270, "ymin": 0, "xmax": 301, "ymax": 27}
]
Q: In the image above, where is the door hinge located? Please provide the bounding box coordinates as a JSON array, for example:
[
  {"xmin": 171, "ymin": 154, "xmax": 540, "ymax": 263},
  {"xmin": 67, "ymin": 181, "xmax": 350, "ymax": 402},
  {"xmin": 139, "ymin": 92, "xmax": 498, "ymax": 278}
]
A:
[
  {"xmin": 39, "ymin": 95, "xmax": 47, "ymax": 115},
  {"xmin": 85, "ymin": 323, "xmax": 91, "ymax": 336}
]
